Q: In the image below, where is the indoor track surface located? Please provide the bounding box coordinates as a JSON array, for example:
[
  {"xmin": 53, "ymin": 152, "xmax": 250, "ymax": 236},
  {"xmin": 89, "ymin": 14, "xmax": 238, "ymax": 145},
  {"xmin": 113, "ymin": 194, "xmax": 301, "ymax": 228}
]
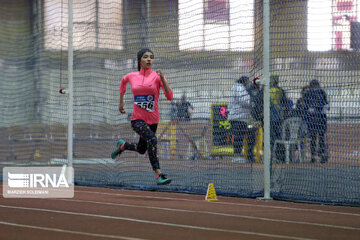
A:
[{"xmin": 1, "ymin": 183, "xmax": 360, "ymax": 240}]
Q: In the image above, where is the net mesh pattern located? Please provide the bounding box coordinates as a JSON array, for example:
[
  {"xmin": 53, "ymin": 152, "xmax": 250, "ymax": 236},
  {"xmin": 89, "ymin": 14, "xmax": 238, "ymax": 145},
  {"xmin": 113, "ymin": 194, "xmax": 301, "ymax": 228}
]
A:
[{"xmin": 0, "ymin": 0, "xmax": 359, "ymax": 205}]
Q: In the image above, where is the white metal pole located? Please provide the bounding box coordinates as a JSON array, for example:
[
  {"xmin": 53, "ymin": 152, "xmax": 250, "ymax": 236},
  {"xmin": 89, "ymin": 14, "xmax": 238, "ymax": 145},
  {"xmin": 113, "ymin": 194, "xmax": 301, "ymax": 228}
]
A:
[
  {"xmin": 146, "ymin": 0, "xmax": 151, "ymax": 46},
  {"xmin": 262, "ymin": 0, "xmax": 272, "ymax": 200},
  {"xmin": 67, "ymin": 0, "xmax": 74, "ymax": 184}
]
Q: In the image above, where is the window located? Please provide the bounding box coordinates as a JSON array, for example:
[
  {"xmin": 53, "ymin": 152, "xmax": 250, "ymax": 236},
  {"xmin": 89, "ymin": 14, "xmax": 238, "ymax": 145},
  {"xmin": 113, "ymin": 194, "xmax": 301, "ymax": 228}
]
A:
[
  {"xmin": 44, "ymin": 0, "xmax": 123, "ymax": 50},
  {"xmin": 204, "ymin": 0, "xmax": 230, "ymax": 23},
  {"xmin": 179, "ymin": 0, "xmax": 254, "ymax": 51},
  {"xmin": 308, "ymin": 0, "xmax": 359, "ymax": 51}
]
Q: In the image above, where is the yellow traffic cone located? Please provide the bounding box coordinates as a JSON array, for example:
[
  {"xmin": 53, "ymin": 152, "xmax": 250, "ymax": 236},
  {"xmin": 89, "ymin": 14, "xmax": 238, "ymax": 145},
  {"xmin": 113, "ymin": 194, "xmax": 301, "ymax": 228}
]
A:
[{"xmin": 205, "ymin": 183, "xmax": 218, "ymax": 201}]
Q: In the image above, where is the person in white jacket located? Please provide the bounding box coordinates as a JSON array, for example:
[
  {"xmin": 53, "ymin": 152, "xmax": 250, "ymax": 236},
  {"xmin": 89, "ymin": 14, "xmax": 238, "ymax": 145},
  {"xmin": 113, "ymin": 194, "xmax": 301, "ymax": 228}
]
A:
[{"xmin": 228, "ymin": 76, "xmax": 252, "ymax": 160}]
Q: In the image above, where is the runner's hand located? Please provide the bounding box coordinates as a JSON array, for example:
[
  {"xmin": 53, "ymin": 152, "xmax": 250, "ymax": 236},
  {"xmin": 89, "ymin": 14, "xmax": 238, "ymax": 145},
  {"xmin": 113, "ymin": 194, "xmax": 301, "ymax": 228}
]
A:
[
  {"xmin": 119, "ymin": 103, "xmax": 126, "ymax": 114},
  {"xmin": 156, "ymin": 69, "xmax": 165, "ymax": 81}
]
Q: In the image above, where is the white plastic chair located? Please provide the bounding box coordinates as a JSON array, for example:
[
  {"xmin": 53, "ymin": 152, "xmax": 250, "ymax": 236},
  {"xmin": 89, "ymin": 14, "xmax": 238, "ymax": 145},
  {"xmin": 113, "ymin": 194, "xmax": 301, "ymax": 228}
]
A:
[{"xmin": 273, "ymin": 117, "xmax": 309, "ymax": 164}]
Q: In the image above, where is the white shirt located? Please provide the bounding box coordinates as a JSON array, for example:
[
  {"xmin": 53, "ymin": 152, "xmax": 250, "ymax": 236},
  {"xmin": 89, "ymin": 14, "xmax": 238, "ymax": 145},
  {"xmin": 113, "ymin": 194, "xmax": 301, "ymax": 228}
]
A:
[{"xmin": 228, "ymin": 83, "xmax": 251, "ymax": 121}]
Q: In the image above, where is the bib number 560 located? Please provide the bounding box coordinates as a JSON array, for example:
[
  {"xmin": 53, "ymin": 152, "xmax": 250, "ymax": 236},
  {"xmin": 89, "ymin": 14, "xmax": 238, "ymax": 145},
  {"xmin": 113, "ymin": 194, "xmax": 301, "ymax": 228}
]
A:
[{"xmin": 137, "ymin": 102, "xmax": 154, "ymax": 110}]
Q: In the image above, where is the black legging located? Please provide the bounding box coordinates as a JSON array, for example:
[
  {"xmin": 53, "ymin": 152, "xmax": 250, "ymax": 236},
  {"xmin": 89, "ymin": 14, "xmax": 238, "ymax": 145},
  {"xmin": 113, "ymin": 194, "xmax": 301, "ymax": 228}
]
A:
[{"xmin": 123, "ymin": 119, "xmax": 159, "ymax": 170}]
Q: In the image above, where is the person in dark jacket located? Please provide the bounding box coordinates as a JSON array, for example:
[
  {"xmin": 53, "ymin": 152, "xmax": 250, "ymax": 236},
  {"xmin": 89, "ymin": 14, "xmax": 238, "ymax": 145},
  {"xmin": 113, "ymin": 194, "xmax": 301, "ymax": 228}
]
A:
[
  {"xmin": 295, "ymin": 85, "xmax": 310, "ymax": 120},
  {"xmin": 177, "ymin": 94, "xmax": 194, "ymax": 121},
  {"xmin": 247, "ymin": 83, "xmax": 263, "ymax": 162},
  {"xmin": 247, "ymin": 83, "xmax": 282, "ymax": 162},
  {"xmin": 304, "ymin": 79, "xmax": 329, "ymax": 163}
]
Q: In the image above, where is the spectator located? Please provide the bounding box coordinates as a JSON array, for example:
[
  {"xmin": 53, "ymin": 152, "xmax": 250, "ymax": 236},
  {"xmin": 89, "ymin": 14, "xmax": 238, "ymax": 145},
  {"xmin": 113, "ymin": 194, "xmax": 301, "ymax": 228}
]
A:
[
  {"xmin": 247, "ymin": 83, "xmax": 264, "ymax": 162},
  {"xmin": 247, "ymin": 82, "xmax": 282, "ymax": 162},
  {"xmin": 270, "ymin": 74, "xmax": 288, "ymax": 120},
  {"xmin": 248, "ymin": 83, "xmax": 263, "ymax": 123},
  {"xmin": 269, "ymin": 75, "xmax": 287, "ymax": 161},
  {"xmin": 295, "ymin": 85, "xmax": 311, "ymax": 120},
  {"xmin": 293, "ymin": 85, "xmax": 311, "ymax": 158},
  {"xmin": 284, "ymin": 98, "xmax": 294, "ymax": 119},
  {"xmin": 169, "ymin": 98, "xmax": 178, "ymax": 122},
  {"xmin": 177, "ymin": 93, "xmax": 194, "ymax": 121},
  {"xmin": 228, "ymin": 76, "xmax": 253, "ymax": 162},
  {"xmin": 304, "ymin": 79, "xmax": 329, "ymax": 163}
]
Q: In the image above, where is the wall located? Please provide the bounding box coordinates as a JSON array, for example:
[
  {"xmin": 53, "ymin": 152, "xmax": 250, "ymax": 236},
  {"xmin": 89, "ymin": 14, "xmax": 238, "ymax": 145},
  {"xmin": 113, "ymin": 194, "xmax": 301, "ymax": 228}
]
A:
[{"xmin": 0, "ymin": 0, "xmax": 35, "ymax": 126}]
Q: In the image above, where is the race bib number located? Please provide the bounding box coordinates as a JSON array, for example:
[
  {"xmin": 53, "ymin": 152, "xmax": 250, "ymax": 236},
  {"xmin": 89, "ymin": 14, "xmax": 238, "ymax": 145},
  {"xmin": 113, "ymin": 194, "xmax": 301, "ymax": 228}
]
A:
[{"xmin": 134, "ymin": 94, "xmax": 155, "ymax": 112}]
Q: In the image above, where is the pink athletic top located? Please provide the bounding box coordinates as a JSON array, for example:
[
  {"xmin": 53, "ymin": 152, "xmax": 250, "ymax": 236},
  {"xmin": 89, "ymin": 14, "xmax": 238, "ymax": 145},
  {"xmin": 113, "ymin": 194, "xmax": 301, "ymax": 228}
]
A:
[{"xmin": 120, "ymin": 68, "xmax": 173, "ymax": 125}]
